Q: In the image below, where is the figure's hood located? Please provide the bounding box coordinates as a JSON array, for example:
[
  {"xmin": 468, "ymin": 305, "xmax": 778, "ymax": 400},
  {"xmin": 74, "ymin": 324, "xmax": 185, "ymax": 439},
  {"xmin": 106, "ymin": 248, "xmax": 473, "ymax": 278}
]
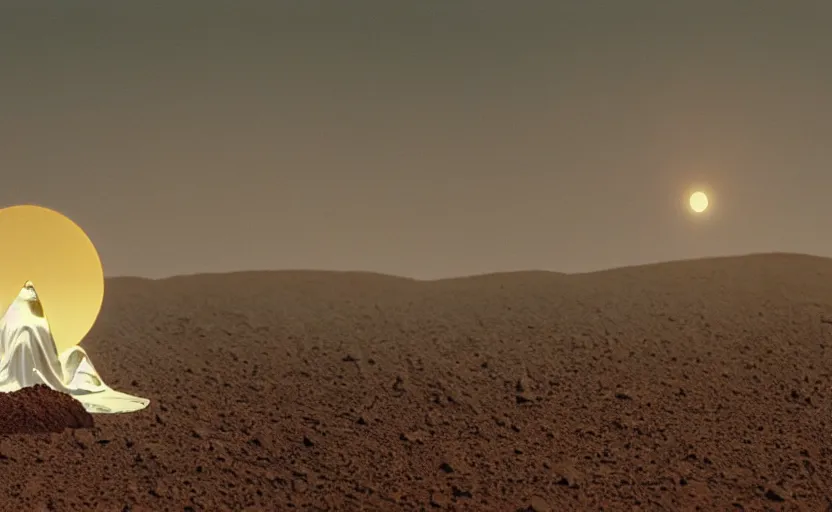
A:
[
  {"xmin": 0, "ymin": 282, "xmax": 49, "ymax": 330},
  {"xmin": 20, "ymin": 281, "xmax": 45, "ymax": 317},
  {"xmin": 19, "ymin": 281, "xmax": 37, "ymax": 301}
]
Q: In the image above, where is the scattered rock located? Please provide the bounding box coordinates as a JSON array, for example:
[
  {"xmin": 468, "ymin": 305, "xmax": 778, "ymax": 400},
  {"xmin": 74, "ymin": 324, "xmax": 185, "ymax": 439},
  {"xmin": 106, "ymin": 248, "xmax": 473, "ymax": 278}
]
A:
[
  {"xmin": 764, "ymin": 487, "xmax": 786, "ymax": 502},
  {"xmin": 430, "ymin": 491, "xmax": 450, "ymax": 507},
  {"xmin": 451, "ymin": 486, "xmax": 472, "ymax": 499},
  {"xmin": 528, "ymin": 495, "xmax": 552, "ymax": 512},
  {"xmin": 439, "ymin": 462, "xmax": 454, "ymax": 473},
  {"xmin": 292, "ymin": 479, "xmax": 308, "ymax": 493},
  {"xmin": 553, "ymin": 463, "xmax": 582, "ymax": 489},
  {"xmin": 399, "ymin": 430, "xmax": 427, "ymax": 443},
  {"xmin": 515, "ymin": 393, "xmax": 533, "ymax": 404}
]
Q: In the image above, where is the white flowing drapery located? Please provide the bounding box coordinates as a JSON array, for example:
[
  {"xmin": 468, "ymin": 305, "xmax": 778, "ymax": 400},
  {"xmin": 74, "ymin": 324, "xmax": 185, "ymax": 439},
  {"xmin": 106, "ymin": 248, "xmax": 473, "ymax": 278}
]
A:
[{"xmin": 0, "ymin": 283, "xmax": 149, "ymax": 414}]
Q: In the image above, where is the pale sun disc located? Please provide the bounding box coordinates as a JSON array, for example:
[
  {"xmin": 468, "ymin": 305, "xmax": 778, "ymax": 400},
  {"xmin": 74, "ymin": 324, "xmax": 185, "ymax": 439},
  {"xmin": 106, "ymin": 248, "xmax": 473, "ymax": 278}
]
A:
[{"xmin": 689, "ymin": 191, "xmax": 709, "ymax": 213}]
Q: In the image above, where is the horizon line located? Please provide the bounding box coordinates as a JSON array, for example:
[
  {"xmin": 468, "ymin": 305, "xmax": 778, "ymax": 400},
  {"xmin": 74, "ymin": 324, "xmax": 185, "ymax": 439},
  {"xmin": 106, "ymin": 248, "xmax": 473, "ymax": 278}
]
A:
[{"xmin": 102, "ymin": 251, "xmax": 828, "ymax": 282}]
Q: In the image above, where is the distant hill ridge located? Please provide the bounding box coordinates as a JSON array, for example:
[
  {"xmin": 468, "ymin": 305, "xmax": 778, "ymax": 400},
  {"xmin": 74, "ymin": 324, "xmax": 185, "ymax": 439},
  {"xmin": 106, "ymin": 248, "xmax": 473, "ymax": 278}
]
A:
[{"xmin": 106, "ymin": 252, "xmax": 832, "ymax": 283}]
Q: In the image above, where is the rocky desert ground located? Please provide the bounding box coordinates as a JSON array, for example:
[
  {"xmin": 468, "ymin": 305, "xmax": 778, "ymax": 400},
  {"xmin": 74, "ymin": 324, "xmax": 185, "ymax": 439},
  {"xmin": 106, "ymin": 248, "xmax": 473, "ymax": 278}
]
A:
[{"xmin": 0, "ymin": 253, "xmax": 830, "ymax": 511}]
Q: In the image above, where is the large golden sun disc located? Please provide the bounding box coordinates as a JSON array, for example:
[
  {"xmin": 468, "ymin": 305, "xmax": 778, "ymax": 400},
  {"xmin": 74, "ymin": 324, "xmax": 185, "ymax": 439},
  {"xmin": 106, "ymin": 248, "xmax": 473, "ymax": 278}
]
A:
[{"xmin": 0, "ymin": 205, "xmax": 104, "ymax": 354}]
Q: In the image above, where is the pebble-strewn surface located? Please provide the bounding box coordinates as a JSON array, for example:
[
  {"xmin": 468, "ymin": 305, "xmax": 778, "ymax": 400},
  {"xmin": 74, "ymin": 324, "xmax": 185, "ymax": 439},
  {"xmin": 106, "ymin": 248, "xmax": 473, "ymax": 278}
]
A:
[{"xmin": 0, "ymin": 254, "xmax": 830, "ymax": 511}]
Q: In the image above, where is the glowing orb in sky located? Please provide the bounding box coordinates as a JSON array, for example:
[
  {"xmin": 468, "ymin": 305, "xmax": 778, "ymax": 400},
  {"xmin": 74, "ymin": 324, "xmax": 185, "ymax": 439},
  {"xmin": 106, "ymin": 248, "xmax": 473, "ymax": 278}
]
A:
[
  {"xmin": 0, "ymin": 205, "xmax": 104, "ymax": 354},
  {"xmin": 689, "ymin": 191, "xmax": 709, "ymax": 213}
]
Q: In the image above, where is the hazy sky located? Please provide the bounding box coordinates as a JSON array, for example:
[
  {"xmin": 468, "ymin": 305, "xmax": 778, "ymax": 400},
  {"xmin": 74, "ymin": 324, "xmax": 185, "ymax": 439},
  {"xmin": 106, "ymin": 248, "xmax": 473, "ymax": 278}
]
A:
[{"xmin": 1, "ymin": 2, "xmax": 830, "ymax": 278}]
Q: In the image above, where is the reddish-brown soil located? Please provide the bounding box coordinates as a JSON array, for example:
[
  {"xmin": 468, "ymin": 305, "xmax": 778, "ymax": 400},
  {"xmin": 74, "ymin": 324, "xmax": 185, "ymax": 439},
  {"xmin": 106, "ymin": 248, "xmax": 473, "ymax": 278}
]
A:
[
  {"xmin": 0, "ymin": 253, "xmax": 830, "ymax": 511},
  {"xmin": 0, "ymin": 385, "xmax": 93, "ymax": 435}
]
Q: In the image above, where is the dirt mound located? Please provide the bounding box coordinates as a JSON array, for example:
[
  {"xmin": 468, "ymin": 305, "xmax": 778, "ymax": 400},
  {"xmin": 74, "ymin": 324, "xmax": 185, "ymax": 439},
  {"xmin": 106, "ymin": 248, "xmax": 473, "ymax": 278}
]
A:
[{"xmin": 0, "ymin": 385, "xmax": 93, "ymax": 435}]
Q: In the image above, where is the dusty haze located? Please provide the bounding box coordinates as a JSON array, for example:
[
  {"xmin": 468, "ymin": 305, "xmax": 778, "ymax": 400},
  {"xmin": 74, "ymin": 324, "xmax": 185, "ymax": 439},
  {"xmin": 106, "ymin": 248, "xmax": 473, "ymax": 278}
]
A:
[{"xmin": 2, "ymin": 2, "xmax": 831, "ymax": 278}]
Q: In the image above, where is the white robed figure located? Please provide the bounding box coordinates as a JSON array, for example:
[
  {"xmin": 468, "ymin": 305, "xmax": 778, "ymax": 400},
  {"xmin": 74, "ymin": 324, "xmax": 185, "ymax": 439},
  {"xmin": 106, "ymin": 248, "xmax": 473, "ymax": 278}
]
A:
[{"xmin": 0, "ymin": 282, "xmax": 149, "ymax": 414}]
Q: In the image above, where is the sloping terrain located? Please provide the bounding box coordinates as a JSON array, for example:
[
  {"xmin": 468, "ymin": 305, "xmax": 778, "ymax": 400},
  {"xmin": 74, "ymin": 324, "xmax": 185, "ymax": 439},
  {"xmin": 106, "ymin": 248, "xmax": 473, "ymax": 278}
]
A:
[{"xmin": 0, "ymin": 253, "xmax": 830, "ymax": 511}]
